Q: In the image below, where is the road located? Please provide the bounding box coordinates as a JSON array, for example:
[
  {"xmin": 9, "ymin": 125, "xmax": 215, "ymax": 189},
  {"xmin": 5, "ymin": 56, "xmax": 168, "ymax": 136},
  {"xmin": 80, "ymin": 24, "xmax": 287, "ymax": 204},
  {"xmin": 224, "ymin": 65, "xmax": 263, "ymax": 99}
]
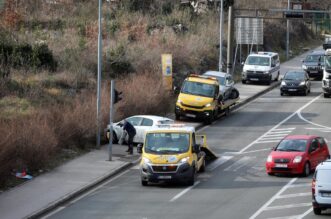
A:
[{"xmin": 43, "ymin": 61, "xmax": 331, "ymax": 218}]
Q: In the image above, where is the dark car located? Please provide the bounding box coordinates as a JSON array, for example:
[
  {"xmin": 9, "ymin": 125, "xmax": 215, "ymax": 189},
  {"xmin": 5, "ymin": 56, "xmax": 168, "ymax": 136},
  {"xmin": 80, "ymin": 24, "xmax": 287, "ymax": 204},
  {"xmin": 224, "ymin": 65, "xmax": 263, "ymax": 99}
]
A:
[
  {"xmin": 302, "ymin": 50, "xmax": 324, "ymax": 78},
  {"xmin": 280, "ymin": 70, "xmax": 311, "ymax": 96}
]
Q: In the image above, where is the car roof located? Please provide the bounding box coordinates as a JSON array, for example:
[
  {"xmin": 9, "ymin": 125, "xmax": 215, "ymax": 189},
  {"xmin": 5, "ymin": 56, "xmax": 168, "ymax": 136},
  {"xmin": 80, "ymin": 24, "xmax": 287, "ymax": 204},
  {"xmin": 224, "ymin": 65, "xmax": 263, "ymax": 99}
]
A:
[
  {"xmin": 316, "ymin": 159, "xmax": 331, "ymax": 170},
  {"xmin": 248, "ymin": 51, "xmax": 278, "ymax": 58},
  {"xmin": 129, "ymin": 115, "xmax": 173, "ymax": 121},
  {"xmin": 203, "ymin": 71, "xmax": 228, "ymax": 77},
  {"xmin": 308, "ymin": 50, "xmax": 325, "ymax": 55},
  {"xmin": 284, "ymin": 135, "xmax": 317, "ymax": 140},
  {"xmin": 285, "ymin": 70, "xmax": 305, "ymax": 74}
]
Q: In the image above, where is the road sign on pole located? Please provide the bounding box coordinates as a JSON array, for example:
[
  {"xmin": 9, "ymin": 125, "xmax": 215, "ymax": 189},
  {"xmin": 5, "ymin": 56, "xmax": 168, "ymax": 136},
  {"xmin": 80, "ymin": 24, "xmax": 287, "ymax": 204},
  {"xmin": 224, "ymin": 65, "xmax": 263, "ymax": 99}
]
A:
[{"xmin": 161, "ymin": 54, "xmax": 173, "ymax": 91}]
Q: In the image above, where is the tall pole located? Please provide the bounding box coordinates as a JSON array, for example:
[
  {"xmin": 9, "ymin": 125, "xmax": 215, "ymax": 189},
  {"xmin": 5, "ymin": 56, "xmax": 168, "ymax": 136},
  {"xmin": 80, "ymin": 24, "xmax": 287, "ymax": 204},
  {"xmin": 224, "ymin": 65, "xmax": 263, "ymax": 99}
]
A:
[
  {"xmin": 286, "ymin": 0, "xmax": 290, "ymax": 60},
  {"xmin": 96, "ymin": 0, "xmax": 102, "ymax": 148},
  {"xmin": 219, "ymin": 0, "xmax": 224, "ymax": 72},
  {"xmin": 108, "ymin": 80, "xmax": 114, "ymax": 161},
  {"xmin": 227, "ymin": 6, "xmax": 234, "ymax": 74}
]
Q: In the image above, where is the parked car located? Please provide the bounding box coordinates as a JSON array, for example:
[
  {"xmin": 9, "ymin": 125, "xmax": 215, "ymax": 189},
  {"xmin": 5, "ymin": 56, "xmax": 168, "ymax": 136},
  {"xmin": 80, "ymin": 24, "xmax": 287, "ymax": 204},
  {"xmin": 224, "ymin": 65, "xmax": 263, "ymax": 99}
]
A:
[
  {"xmin": 265, "ymin": 135, "xmax": 330, "ymax": 176},
  {"xmin": 203, "ymin": 71, "xmax": 239, "ymax": 100},
  {"xmin": 280, "ymin": 70, "xmax": 311, "ymax": 96},
  {"xmin": 302, "ymin": 50, "xmax": 324, "ymax": 78},
  {"xmin": 106, "ymin": 115, "xmax": 174, "ymax": 144},
  {"xmin": 242, "ymin": 52, "xmax": 280, "ymax": 85},
  {"xmin": 312, "ymin": 159, "xmax": 331, "ymax": 215}
]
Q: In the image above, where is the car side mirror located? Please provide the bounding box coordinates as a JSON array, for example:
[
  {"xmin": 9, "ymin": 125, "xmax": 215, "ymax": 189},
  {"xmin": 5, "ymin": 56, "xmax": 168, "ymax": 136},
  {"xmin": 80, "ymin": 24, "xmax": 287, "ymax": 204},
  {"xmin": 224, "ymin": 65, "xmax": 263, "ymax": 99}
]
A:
[{"xmin": 137, "ymin": 144, "xmax": 143, "ymax": 154}]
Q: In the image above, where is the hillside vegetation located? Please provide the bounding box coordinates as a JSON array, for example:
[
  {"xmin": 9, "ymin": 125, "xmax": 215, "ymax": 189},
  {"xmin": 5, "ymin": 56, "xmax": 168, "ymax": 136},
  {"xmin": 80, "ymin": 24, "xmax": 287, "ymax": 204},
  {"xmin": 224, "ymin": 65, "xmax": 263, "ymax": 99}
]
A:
[{"xmin": 0, "ymin": 0, "xmax": 322, "ymax": 188}]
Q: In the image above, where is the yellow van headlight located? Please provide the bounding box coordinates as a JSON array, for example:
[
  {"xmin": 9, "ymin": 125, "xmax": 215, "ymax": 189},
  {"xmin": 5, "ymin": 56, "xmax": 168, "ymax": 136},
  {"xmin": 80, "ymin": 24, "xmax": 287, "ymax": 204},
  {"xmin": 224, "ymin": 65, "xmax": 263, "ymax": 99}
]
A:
[
  {"xmin": 179, "ymin": 157, "xmax": 190, "ymax": 164},
  {"xmin": 143, "ymin": 157, "xmax": 152, "ymax": 164},
  {"xmin": 204, "ymin": 103, "xmax": 211, "ymax": 107}
]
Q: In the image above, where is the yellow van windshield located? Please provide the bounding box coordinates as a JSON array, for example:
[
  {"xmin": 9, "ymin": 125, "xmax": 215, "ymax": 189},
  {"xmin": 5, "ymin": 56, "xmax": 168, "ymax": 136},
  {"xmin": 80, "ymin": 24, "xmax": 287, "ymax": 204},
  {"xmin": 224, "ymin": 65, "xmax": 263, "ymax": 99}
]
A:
[{"xmin": 145, "ymin": 133, "xmax": 190, "ymax": 154}]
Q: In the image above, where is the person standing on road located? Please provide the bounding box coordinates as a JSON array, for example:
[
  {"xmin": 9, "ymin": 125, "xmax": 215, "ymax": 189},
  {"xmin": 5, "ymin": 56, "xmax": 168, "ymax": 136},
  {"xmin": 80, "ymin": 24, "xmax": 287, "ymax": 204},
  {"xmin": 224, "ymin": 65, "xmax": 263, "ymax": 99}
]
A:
[{"xmin": 123, "ymin": 120, "xmax": 136, "ymax": 154}]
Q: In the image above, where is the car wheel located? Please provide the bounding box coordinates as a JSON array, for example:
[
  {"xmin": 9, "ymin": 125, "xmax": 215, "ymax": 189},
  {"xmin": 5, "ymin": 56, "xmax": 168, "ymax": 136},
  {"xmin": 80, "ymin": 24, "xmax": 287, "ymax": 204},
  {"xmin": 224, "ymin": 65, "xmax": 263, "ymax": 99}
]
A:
[
  {"xmin": 187, "ymin": 168, "xmax": 195, "ymax": 186},
  {"xmin": 303, "ymin": 89, "xmax": 308, "ymax": 96},
  {"xmin": 302, "ymin": 162, "xmax": 310, "ymax": 177},
  {"xmin": 275, "ymin": 72, "xmax": 280, "ymax": 81},
  {"xmin": 324, "ymin": 93, "xmax": 330, "ymax": 98},
  {"xmin": 199, "ymin": 159, "xmax": 206, "ymax": 173},
  {"xmin": 280, "ymin": 91, "xmax": 284, "ymax": 96},
  {"xmin": 313, "ymin": 207, "xmax": 322, "ymax": 215},
  {"xmin": 205, "ymin": 112, "xmax": 214, "ymax": 125},
  {"xmin": 267, "ymin": 172, "xmax": 275, "ymax": 176},
  {"xmin": 230, "ymin": 89, "xmax": 239, "ymax": 99},
  {"xmin": 175, "ymin": 113, "xmax": 180, "ymax": 120},
  {"xmin": 141, "ymin": 180, "xmax": 148, "ymax": 186},
  {"xmin": 242, "ymin": 80, "xmax": 247, "ymax": 84},
  {"xmin": 266, "ymin": 80, "xmax": 271, "ymax": 85}
]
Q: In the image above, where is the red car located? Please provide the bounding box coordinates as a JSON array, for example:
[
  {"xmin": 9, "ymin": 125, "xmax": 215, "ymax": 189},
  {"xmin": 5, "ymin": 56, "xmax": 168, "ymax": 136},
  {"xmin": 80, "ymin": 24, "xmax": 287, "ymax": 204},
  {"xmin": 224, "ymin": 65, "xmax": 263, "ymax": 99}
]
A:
[{"xmin": 266, "ymin": 135, "xmax": 330, "ymax": 176}]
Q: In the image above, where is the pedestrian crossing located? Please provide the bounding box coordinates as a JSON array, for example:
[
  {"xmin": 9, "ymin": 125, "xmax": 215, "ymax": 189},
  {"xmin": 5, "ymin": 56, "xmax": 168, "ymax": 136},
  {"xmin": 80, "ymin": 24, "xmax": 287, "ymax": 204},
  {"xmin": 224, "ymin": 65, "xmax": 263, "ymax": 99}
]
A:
[{"xmin": 256, "ymin": 128, "xmax": 295, "ymax": 144}]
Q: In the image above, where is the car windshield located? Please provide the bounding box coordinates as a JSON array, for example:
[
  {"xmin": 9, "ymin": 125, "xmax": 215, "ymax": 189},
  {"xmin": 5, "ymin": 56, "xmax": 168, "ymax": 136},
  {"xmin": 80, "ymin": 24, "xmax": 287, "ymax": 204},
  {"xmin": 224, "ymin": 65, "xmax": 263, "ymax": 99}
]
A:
[
  {"xmin": 284, "ymin": 72, "xmax": 305, "ymax": 80},
  {"xmin": 181, "ymin": 81, "xmax": 216, "ymax": 97},
  {"xmin": 305, "ymin": 55, "xmax": 324, "ymax": 62},
  {"xmin": 205, "ymin": 74, "xmax": 226, "ymax": 86},
  {"xmin": 145, "ymin": 133, "xmax": 190, "ymax": 154},
  {"xmin": 325, "ymin": 56, "xmax": 331, "ymax": 70},
  {"xmin": 246, "ymin": 56, "xmax": 270, "ymax": 66},
  {"xmin": 316, "ymin": 169, "xmax": 331, "ymax": 182},
  {"xmin": 276, "ymin": 139, "xmax": 307, "ymax": 152}
]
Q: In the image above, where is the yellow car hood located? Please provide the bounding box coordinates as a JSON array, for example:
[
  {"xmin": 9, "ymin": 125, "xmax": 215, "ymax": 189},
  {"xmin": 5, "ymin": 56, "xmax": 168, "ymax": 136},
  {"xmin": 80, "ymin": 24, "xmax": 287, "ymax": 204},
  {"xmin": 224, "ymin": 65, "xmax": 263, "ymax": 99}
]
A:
[{"xmin": 178, "ymin": 93, "xmax": 213, "ymax": 107}]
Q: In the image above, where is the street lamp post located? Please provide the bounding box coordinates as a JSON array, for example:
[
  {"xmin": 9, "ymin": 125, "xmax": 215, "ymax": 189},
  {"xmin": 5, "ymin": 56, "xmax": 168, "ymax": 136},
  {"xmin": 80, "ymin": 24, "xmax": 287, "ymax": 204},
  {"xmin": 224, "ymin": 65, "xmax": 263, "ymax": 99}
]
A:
[
  {"xmin": 96, "ymin": 0, "xmax": 102, "ymax": 148},
  {"xmin": 219, "ymin": 0, "xmax": 224, "ymax": 72}
]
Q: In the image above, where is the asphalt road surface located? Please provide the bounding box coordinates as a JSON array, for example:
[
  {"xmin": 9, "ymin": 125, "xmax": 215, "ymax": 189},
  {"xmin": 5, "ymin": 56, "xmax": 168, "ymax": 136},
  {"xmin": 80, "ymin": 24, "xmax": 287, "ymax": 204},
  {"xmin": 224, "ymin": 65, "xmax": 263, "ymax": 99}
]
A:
[{"xmin": 43, "ymin": 58, "xmax": 331, "ymax": 219}]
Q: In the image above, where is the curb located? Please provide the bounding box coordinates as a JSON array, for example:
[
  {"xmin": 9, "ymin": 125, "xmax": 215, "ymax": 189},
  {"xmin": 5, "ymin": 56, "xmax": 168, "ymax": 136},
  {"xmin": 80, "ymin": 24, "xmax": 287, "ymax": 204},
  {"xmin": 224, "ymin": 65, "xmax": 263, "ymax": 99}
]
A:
[{"xmin": 27, "ymin": 158, "xmax": 140, "ymax": 219}]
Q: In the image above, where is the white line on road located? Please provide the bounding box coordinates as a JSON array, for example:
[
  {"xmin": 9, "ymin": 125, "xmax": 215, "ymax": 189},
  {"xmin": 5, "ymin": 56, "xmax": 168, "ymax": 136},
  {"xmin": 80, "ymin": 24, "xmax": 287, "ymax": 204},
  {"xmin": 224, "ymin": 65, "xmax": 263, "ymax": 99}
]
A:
[
  {"xmin": 273, "ymin": 128, "xmax": 296, "ymax": 131},
  {"xmin": 169, "ymin": 181, "xmax": 200, "ymax": 202},
  {"xmin": 249, "ymin": 178, "xmax": 298, "ymax": 219},
  {"xmin": 206, "ymin": 155, "xmax": 233, "ymax": 171},
  {"xmin": 265, "ymin": 203, "xmax": 311, "ymax": 211},
  {"xmin": 298, "ymin": 207, "xmax": 313, "ymax": 219},
  {"xmin": 241, "ymin": 148, "xmax": 271, "ymax": 154},
  {"xmin": 288, "ymin": 183, "xmax": 311, "ymax": 188},
  {"xmin": 277, "ymin": 192, "xmax": 311, "ymax": 199},
  {"xmin": 255, "ymin": 140, "xmax": 281, "ymax": 144},
  {"xmin": 297, "ymin": 110, "xmax": 331, "ymax": 130},
  {"xmin": 262, "ymin": 133, "xmax": 290, "ymax": 137},
  {"xmin": 224, "ymin": 156, "xmax": 251, "ymax": 172},
  {"xmin": 240, "ymin": 94, "xmax": 322, "ymax": 154},
  {"xmin": 266, "ymin": 215, "xmax": 305, "ymax": 219}
]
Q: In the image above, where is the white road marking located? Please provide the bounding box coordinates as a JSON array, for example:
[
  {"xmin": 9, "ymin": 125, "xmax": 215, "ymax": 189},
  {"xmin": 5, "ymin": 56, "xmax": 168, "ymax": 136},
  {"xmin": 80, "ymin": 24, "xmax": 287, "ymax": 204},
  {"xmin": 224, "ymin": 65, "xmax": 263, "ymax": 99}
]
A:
[
  {"xmin": 255, "ymin": 140, "xmax": 281, "ymax": 144},
  {"xmin": 297, "ymin": 110, "xmax": 331, "ymax": 130},
  {"xmin": 206, "ymin": 156, "xmax": 233, "ymax": 171},
  {"xmin": 224, "ymin": 156, "xmax": 251, "ymax": 172},
  {"xmin": 240, "ymin": 94, "xmax": 322, "ymax": 154},
  {"xmin": 273, "ymin": 128, "xmax": 296, "ymax": 131},
  {"xmin": 249, "ymin": 178, "xmax": 298, "ymax": 219},
  {"xmin": 266, "ymin": 215, "xmax": 304, "ymax": 219},
  {"xmin": 265, "ymin": 203, "xmax": 311, "ymax": 211},
  {"xmin": 260, "ymin": 136, "xmax": 286, "ymax": 140},
  {"xmin": 261, "ymin": 133, "xmax": 290, "ymax": 137},
  {"xmin": 169, "ymin": 181, "xmax": 200, "ymax": 202},
  {"xmin": 241, "ymin": 148, "xmax": 271, "ymax": 154},
  {"xmin": 131, "ymin": 165, "xmax": 140, "ymax": 170},
  {"xmin": 298, "ymin": 207, "xmax": 313, "ymax": 219},
  {"xmin": 277, "ymin": 192, "xmax": 311, "ymax": 199},
  {"xmin": 288, "ymin": 183, "xmax": 311, "ymax": 188}
]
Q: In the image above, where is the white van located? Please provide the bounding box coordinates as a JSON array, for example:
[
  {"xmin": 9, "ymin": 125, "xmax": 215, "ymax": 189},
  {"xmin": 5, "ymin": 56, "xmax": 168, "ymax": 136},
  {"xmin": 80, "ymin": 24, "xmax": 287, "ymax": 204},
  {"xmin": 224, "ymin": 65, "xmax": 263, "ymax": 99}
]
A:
[
  {"xmin": 242, "ymin": 52, "xmax": 280, "ymax": 85},
  {"xmin": 312, "ymin": 159, "xmax": 331, "ymax": 215}
]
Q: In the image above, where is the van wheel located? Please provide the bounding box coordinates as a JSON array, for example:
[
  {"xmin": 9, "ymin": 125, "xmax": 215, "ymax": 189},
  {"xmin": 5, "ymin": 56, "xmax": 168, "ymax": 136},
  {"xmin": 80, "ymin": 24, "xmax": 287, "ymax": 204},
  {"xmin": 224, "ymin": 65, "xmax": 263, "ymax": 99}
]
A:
[
  {"xmin": 187, "ymin": 168, "xmax": 195, "ymax": 186},
  {"xmin": 313, "ymin": 207, "xmax": 322, "ymax": 215},
  {"xmin": 275, "ymin": 72, "xmax": 280, "ymax": 81},
  {"xmin": 175, "ymin": 113, "xmax": 180, "ymax": 120},
  {"xmin": 199, "ymin": 159, "xmax": 206, "ymax": 173},
  {"xmin": 324, "ymin": 93, "xmax": 330, "ymax": 98},
  {"xmin": 302, "ymin": 162, "xmax": 310, "ymax": 177},
  {"xmin": 266, "ymin": 79, "xmax": 271, "ymax": 85},
  {"xmin": 141, "ymin": 180, "xmax": 148, "ymax": 186},
  {"xmin": 205, "ymin": 112, "xmax": 214, "ymax": 124}
]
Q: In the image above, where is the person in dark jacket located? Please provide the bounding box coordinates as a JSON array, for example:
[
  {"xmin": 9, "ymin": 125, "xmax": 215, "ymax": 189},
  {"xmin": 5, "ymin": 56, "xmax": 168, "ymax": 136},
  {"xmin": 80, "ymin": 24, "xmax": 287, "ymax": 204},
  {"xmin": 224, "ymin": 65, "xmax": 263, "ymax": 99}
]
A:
[{"xmin": 123, "ymin": 120, "xmax": 136, "ymax": 154}]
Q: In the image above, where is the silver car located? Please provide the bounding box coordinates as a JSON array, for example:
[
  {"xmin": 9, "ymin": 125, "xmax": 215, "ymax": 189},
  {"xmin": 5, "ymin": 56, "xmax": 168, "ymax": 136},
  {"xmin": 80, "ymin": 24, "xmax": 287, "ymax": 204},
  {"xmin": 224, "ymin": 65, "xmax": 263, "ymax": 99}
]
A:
[
  {"xmin": 106, "ymin": 115, "xmax": 174, "ymax": 144},
  {"xmin": 203, "ymin": 71, "xmax": 238, "ymax": 100}
]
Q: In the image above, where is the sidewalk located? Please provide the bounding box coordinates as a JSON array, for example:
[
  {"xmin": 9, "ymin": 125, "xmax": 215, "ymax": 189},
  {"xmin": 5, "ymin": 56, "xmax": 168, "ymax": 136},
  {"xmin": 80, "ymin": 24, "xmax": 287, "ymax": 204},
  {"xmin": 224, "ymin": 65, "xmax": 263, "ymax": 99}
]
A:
[{"xmin": 0, "ymin": 48, "xmax": 315, "ymax": 219}]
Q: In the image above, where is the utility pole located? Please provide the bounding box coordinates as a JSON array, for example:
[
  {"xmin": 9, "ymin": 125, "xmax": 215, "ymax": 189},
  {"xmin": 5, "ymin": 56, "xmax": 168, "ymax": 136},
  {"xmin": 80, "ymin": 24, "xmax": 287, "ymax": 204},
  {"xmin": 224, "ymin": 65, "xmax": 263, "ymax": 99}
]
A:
[
  {"xmin": 227, "ymin": 6, "xmax": 234, "ymax": 74},
  {"xmin": 108, "ymin": 80, "xmax": 115, "ymax": 161},
  {"xmin": 286, "ymin": 0, "xmax": 290, "ymax": 60},
  {"xmin": 96, "ymin": 0, "xmax": 102, "ymax": 148},
  {"xmin": 219, "ymin": 0, "xmax": 224, "ymax": 72}
]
